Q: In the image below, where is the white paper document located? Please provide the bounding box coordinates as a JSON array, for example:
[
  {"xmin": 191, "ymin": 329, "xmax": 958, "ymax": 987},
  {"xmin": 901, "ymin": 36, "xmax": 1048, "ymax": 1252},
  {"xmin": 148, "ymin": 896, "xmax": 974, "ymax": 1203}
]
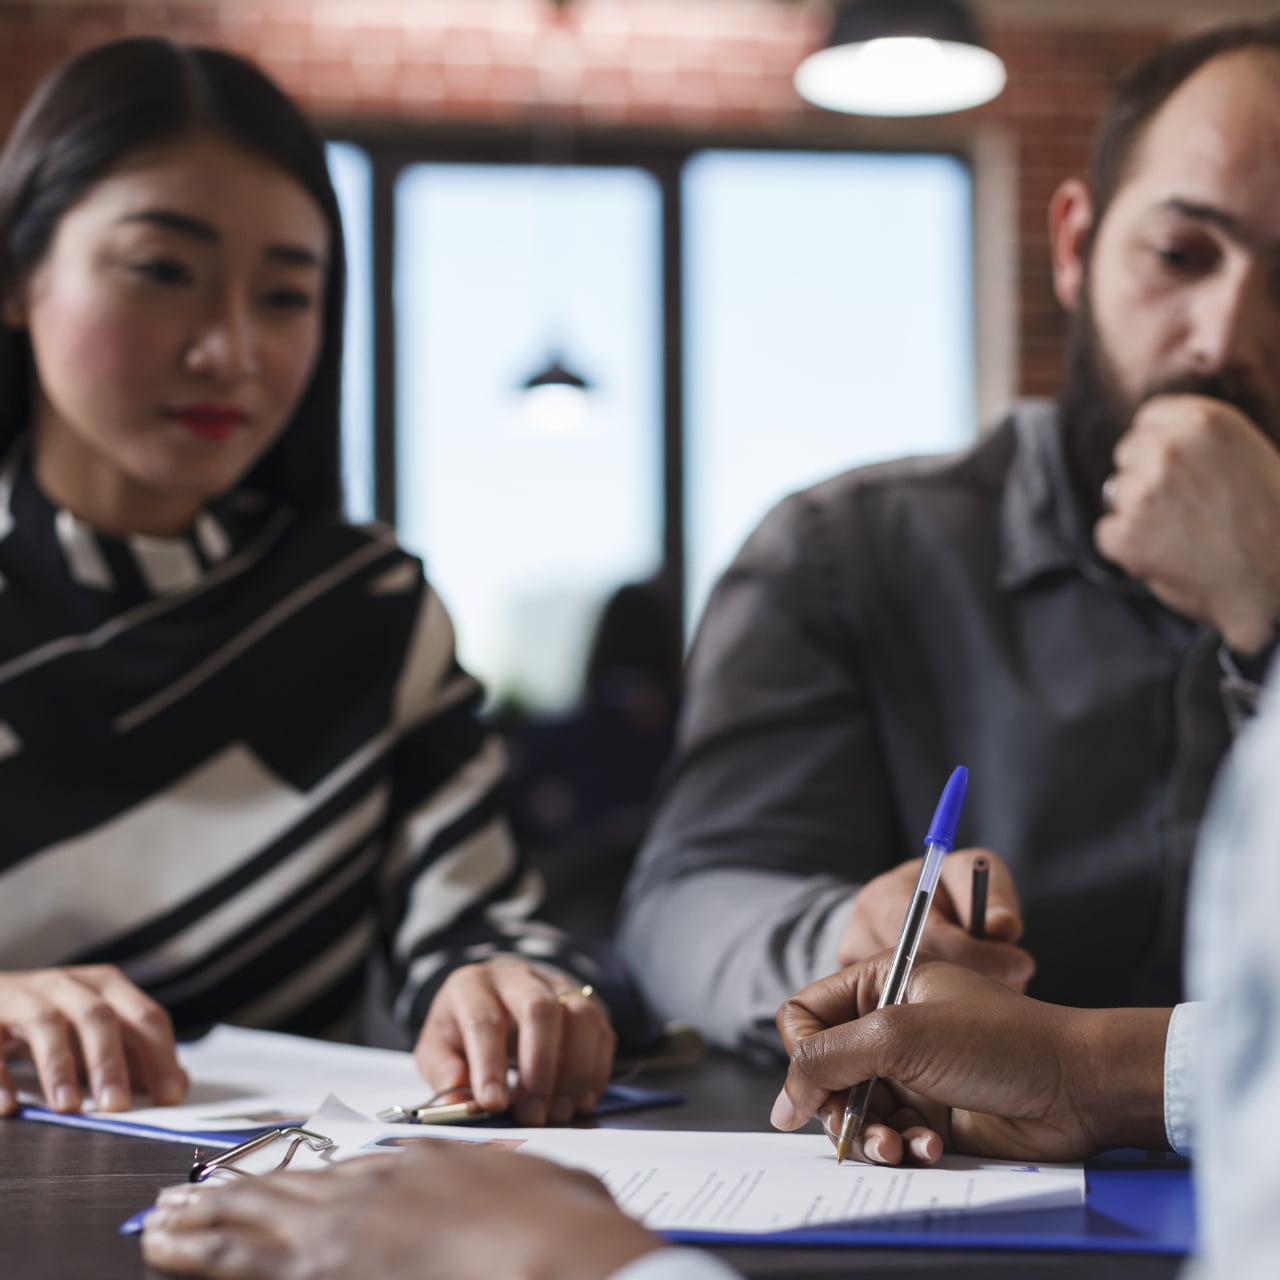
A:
[
  {"xmin": 224, "ymin": 1098, "xmax": 1084, "ymax": 1236},
  {"xmin": 519, "ymin": 1129, "xmax": 1084, "ymax": 1232},
  {"xmin": 20, "ymin": 1026, "xmax": 677, "ymax": 1150},
  {"xmin": 16, "ymin": 1024, "xmax": 427, "ymax": 1139}
]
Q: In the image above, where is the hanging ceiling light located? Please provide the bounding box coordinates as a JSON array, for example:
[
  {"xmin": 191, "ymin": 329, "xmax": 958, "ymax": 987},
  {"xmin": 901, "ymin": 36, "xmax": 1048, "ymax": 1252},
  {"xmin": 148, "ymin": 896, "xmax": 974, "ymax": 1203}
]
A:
[
  {"xmin": 794, "ymin": 0, "xmax": 1007, "ymax": 118},
  {"xmin": 519, "ymin": 0, "xmax": 594, "ymax": 434},
  {"xmin": 521, "ymin": 354, "xmax": 592, "ymax": 434}
]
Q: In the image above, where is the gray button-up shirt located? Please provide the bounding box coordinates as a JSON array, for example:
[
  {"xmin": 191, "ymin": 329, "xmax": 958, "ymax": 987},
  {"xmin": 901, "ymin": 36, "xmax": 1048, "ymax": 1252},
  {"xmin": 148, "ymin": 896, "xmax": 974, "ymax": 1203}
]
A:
[{"xmin": 621, "ymin": 401, "xmax": 1262, "ymax": 1056}]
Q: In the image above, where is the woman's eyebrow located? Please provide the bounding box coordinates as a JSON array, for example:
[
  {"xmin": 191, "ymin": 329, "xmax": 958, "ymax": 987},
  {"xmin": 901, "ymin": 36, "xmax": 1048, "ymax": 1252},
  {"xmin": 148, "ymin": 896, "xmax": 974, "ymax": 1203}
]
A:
[
  {"xmin": 116, "ymin": 208, "xmax": 218, "ymax": 241},
  {"xmin": 115, "ymin": 208, "xmax": 325, "ymax": 267},
  {"xmin": 266, "ymin": 243, "xmax": 325, "ymax": 270}
]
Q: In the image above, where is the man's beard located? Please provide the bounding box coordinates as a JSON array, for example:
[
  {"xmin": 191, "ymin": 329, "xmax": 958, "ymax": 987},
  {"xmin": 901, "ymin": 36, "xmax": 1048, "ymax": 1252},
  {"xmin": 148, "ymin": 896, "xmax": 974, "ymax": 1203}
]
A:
[{"xmin": 1058, "ymin": 286, "xmax": 1276, "ymax": 524}]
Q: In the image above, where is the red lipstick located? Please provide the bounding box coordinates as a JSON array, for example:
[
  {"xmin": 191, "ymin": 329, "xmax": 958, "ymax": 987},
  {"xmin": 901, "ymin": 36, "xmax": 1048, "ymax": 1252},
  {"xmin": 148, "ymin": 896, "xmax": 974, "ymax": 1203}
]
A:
[{"xmin": 167, "ymin": 404, "xmax": 249, "ymax": 442}]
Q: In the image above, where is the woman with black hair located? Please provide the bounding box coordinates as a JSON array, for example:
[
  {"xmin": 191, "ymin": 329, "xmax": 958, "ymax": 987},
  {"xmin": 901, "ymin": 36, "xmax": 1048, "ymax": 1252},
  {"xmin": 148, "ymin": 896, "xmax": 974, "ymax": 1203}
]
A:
[{"xmin": 0, "ymin": 37, "xmax": 613, "ymax": 1127}]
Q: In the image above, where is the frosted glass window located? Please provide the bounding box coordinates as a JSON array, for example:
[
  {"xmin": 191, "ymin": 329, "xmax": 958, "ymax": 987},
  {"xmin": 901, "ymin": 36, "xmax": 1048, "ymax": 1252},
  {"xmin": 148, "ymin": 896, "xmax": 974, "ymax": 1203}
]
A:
[
  {"xmin": 395, "ymin": 164, "xmax": 663, "ymax": 712},
  {"xmin": 684, "ymin": 151, "xmax": 975, "ymax": 631}
]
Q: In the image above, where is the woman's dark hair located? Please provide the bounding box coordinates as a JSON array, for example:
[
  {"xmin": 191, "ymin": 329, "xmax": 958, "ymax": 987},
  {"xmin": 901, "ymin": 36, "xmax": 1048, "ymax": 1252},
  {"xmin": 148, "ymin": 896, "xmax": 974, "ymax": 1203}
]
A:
[
  {"xmin": 1088, "ymin": 19, "xmax": 1280, "ymax": 231},
  {"xmin": 0, "ymin": 37, "xmax": 347, "ymax": 514}
]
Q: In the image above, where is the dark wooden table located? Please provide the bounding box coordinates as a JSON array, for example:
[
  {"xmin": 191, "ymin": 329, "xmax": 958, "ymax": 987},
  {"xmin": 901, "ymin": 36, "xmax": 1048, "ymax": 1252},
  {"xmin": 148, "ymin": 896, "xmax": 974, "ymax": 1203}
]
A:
[{"xmin": 0, "ymin": 1051, "xmax": 1186, "ymax": 1279}]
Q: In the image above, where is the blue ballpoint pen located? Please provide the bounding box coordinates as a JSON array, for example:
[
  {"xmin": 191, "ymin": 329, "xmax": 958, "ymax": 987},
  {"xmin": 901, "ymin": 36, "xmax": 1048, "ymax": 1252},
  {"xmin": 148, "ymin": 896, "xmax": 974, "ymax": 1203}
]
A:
[{"xmin": 834, "ymin": 765, "xmax": 969, "ymax": 1165}]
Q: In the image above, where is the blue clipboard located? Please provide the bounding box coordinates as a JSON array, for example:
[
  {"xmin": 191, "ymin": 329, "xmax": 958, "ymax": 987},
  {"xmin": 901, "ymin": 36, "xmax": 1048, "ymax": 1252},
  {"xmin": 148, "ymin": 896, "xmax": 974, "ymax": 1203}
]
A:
[
  {"xmin": 25, "ymin": 1080, "xmax": 684, "ymax": 1152},
  {"xmin": 663, "ymin": 1151, "xmax": 1195, "ymax": 1256},
  {"xmin": 14, "ymin": 1103, "xmax": 261, "ymax": 1149}
]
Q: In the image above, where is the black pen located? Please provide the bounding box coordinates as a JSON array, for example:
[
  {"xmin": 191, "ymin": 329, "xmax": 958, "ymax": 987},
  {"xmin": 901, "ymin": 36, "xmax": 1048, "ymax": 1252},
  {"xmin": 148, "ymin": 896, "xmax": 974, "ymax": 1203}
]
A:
[{"xmin": 969, "ymin": 856, "xmax": 989, "ymax": 938}]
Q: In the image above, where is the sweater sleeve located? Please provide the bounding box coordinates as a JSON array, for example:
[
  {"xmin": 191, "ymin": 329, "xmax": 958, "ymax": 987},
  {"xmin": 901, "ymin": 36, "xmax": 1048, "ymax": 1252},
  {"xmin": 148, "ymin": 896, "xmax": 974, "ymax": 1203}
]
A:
[{"xmin": 376, "ymin": 581, "xmax": 604, "ymax": 1032}]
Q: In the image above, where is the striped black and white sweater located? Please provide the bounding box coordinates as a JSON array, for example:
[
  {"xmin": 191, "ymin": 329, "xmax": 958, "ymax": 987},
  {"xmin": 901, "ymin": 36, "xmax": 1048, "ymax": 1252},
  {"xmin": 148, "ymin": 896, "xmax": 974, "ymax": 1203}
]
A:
[{"xmin": 0, "ymin": 447, "xmax": 598, "ymax": 1040}]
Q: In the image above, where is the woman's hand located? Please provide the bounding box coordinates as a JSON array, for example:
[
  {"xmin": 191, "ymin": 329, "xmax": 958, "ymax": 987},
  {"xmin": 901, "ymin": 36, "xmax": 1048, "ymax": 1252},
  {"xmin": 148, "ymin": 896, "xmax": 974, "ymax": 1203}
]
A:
[
  {"xmin": 414, "ymin": 959, "xmax": 616, "ymax": 1125},
  {"xmin": 772, "ymin": 952, "xmax": 1171, "ymax": 1165},
  {"xmin": 143, "ymin": 1143, "xmax": 662, "ymax": 1280},
  {"xmin": 0, "ymin": 965, "xmax": 187, "ymax": 1114}
]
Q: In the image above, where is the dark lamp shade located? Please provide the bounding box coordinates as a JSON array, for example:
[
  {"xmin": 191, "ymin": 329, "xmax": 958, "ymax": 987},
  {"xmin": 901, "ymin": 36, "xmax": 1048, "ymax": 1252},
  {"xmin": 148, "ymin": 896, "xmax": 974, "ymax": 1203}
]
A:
[
  {"xmin": 521, "ymin": 357, "xmax": 590, "ymax": 392},
  {"xmin": 795, "ymin": 0, "xmax": 1006, "ymax": 117}
]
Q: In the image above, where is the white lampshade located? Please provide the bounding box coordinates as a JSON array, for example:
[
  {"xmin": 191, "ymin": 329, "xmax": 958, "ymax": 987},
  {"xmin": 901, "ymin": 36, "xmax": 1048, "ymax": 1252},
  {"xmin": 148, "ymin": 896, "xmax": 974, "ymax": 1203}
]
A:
[
  {"xmin": 795, "ymin": 0, "xmax": 1007, "ymax": 118},
  {"xmin": 520, "ymin": 355, "xmax": 592, "ymax": 433}
]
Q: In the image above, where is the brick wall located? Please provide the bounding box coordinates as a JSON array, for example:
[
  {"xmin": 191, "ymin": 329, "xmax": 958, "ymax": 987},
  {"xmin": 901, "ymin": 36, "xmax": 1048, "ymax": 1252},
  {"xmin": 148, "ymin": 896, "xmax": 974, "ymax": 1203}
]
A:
[{"xmin": 0, "ymin": 0, "xmax": 1189, "ymax": 397}]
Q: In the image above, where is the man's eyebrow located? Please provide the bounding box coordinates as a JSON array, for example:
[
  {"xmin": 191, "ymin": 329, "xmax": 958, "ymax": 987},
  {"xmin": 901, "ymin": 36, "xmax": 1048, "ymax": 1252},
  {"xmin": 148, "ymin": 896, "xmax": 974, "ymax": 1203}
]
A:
[
  {"xmin": 116, "ymin": 209, "xmax": 325, "ymax": 268},
  {"xmin": 1158, "ymin": 198, "xmax": 1280, "ymax": 253}
]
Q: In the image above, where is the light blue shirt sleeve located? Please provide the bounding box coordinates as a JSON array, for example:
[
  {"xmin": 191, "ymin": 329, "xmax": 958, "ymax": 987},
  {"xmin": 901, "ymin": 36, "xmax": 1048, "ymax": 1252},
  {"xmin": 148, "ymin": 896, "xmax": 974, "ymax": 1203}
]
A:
[
  {"xmin": 1163, "ymin": 1001, "xmax": 1200, "ymax": 1157},
  {"xmin": 609, "ymin": 1248, "xmax": 743, "ymax": 1280},
  {"xmin": 1181, "ymin": 670, "xmax": 1280, "ymax": 1280}
]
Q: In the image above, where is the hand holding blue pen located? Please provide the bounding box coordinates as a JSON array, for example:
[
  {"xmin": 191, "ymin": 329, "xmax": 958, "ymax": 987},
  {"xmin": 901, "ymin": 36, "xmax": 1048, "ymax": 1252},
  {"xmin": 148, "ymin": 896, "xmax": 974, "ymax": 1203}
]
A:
[{"xmin": 833, "ymin": 766, "xmax": 968, "ymax": 1164}]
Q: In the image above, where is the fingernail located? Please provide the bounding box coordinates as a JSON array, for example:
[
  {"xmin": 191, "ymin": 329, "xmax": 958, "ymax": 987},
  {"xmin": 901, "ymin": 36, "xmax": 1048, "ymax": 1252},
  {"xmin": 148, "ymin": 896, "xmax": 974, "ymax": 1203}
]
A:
[
  {"xmin": 818, "ymin": 1106, "xmax": 838, "ymax": 1139},
  {"xmin": 0, "ymin": 1088, "xmax": 15, "ymax": 1115},
  {"xmin": 910, "ymin": 1134, "xmax": 936, "ymax": 1162},
  {"xmin": 549, "ymin": 1094, "xmax": 574, "ymax": 1124},
  {"xmin": 769, "ymin": 1089, "xmax": 797, "ymax": 1130},
  {"xmin": 865, "ymin": 1136, "xmax": 885, "ymax": 1163},
  {"xmin": 99, "ymin": 1084, "xmax": 130, "ymax": 1111},
  {"xmin": 145, "ymin": 1208, "xmax": 174, "ymax": 1230},
  {"xmin": 157, "ymin": 1185, "xmax": 198, "ymax": 1207},
  {"xmin": 55, "ymin": 1085, "xmax": 80, "ymax": 1112},
  {"xmin": 579, "ymin": 1092, "xmax": 599, "ymax": 1115}
]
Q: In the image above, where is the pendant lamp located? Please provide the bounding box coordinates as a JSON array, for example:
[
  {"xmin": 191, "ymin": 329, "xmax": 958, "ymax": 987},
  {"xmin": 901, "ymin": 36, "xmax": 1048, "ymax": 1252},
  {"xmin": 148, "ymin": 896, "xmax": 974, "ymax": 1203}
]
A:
[
  {"xmin": 519, "ymin": 0, "xmax": 593, "ymax": 433},
  {"xmin": 521, "ymin": 354, "xmax": 591, "ymax": 434},
  {"xmin": 795, "ymin": 0, "xmax": 1007, "ymax": 117}
]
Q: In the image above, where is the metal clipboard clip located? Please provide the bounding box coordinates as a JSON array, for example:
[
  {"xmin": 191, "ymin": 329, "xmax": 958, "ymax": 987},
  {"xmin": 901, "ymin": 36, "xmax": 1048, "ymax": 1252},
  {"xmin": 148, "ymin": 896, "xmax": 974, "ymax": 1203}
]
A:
[
  {"xmin": 376, "ymin": 1085, "xmax": 490, "ymax": 1125},
  {"xmin": 190, "ymin": 1126, "xmax": 335, "ymax": 1183}
]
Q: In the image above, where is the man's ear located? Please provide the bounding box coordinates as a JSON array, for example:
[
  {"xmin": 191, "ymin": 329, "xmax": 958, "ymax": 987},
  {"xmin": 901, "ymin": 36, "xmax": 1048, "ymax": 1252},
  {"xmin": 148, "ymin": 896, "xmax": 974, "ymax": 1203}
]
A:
[{"xmin": 1048, "ymin": 177, "xmax": 1093, "ymax": 313}]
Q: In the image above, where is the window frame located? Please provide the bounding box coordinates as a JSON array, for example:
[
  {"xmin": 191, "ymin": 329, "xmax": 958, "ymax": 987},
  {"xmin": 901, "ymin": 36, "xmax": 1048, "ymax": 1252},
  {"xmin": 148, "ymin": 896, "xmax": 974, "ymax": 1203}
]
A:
[{"xmin": 322, "ymin": 122, "xmax": 991, "ymax": 641}]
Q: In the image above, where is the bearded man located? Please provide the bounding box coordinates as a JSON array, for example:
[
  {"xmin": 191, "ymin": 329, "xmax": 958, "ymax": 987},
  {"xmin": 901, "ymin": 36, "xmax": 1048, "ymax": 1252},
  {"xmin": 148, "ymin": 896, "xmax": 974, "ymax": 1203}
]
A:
[{"xmin": 620, "ymin": 19, "xmax": 1280, "ymax": 1056}]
